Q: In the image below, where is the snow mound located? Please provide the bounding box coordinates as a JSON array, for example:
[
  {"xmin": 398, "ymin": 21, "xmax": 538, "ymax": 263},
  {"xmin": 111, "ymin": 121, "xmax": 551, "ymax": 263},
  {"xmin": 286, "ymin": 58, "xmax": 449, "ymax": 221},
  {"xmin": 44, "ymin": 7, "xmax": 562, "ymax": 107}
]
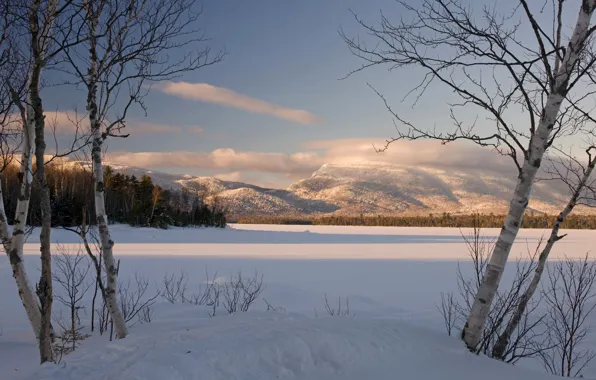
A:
[{"xmin": 30, "ymin": 306, "xmax": 558, "ymax": 380}]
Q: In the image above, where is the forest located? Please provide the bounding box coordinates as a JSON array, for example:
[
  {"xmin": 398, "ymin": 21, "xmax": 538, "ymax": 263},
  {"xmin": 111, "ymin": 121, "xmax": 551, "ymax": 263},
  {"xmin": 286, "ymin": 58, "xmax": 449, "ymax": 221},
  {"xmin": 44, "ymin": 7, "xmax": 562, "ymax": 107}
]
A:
[
  {"xmin": 236, "ymin": 213, "xmax": 596, "ymax": 229},
  {"xmin": 1, "ymin": 163, "xmax": 226, "ymax": 229}
]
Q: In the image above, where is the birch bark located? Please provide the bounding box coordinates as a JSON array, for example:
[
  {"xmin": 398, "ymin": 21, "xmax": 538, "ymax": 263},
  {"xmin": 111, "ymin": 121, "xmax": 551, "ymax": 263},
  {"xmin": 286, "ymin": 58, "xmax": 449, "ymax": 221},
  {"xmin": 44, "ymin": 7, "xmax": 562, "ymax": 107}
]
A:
[
  {"xmin": 85, "ymin": 0, "xmax": 128, "ymax": 338},
  {"xmin": 0, "ymin": 93, "xmax": 41, "ymax": 341},
  {"xmin": 26, "ymin": 0, "xmax": 60, "ymax": 362},
  {"xmin": 491, "ymin": 155, "xmax": 596, "ymax": 359},
  {"xmin": 463, "ymin": 1, "xmax": 596, "ymax": 349}
]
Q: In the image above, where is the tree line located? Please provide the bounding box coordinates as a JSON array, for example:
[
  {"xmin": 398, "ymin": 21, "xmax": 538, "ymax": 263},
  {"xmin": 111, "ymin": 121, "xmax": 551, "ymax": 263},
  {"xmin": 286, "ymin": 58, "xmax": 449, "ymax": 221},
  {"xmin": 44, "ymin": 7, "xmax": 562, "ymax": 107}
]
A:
[
  {"xmin": 1, "ymin": 164, "xmax": 226, "ymax": 229},
  {"xmin": 235, "ymin": 213, "xmax": 596, "ymax": 229}
]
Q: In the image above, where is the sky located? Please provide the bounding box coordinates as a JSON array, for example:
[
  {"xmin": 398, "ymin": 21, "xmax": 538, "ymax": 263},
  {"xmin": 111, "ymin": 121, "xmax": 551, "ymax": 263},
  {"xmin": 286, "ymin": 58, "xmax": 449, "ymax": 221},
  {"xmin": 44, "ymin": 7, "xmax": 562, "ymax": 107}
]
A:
[{"xmin": 39, "ymin": 0, "xmax": 593, "ymax": 188}]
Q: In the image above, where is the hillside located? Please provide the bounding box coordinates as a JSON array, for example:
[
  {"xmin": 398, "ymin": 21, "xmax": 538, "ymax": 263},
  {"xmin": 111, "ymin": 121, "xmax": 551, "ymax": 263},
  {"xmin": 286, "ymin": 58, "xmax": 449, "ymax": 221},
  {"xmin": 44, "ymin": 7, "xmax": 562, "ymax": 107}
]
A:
[{"xmin": 101, "ymin": 161, "xmax": 587, "ymax": 217}]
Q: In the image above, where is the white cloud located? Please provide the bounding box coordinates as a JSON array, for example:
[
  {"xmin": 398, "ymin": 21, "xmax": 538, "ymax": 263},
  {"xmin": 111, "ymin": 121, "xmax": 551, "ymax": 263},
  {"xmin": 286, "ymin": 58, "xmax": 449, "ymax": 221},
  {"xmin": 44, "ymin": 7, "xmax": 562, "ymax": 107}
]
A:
[
  {"xmin": 104, "ymin": 139, "xmax": 519, "ymax": 189},
  {"xmin": 304, "ymin": 138, "xmax": 514, "ymax": 175},
  {"xmin": 156, "ymin": 82, "xmax": 321, "ymax": 125},
  {"xmin": 125, "ymin": 122, "xmax": 204, "ymax": 135},
  {"xmin": 214, "ymin": 171, "xmax": 244, "ymax": 182},
  {"xmin": 42, "ymin": 112, "xmax": 203, "ymax": 135},
  {"xmin": 106, "ymin": 148, "xmax": 323, "ymax": 176}
]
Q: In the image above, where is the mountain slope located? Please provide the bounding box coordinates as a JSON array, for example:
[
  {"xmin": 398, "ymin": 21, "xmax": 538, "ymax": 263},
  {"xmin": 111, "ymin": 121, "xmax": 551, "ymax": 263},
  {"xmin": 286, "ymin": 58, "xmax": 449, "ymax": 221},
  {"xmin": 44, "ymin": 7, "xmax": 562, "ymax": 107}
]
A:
[
  {"xmin": 289, "ymin": 163, "xmax": 570, "ymax": 215},
  {"xmin": 101, "ymin": 161, "xmax": 586, "ymax": 216}
]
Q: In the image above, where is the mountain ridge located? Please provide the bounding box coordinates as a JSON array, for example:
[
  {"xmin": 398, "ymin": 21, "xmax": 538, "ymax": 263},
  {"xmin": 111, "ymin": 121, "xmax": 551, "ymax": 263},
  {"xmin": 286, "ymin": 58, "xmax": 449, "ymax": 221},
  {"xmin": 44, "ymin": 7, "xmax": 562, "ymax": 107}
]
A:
[{"xmin": 95, "ymin": 161, "xmax": 594, "ymax": 217}]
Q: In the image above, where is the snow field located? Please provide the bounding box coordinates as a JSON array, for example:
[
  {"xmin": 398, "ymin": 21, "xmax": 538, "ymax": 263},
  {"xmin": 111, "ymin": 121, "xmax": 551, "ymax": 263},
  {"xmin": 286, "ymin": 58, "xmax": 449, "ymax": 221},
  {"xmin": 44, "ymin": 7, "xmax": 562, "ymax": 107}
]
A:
[{"xmin": 1, "ymin": 224, "xmax": 595, "ymax": 379}]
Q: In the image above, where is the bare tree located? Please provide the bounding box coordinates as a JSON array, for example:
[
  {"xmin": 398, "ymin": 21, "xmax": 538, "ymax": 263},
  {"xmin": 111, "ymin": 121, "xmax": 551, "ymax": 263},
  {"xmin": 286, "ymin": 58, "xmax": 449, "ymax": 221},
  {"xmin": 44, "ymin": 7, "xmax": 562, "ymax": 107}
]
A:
[
  {"xmin": 9, "ymin": 0, "xmax": 91, "ymax": 362},
  {"xmin": 0, "ymin": 0, "xmax": 44, "ymax": 350},
  {"xmin": 58, "ymin": 0, "xmax": 224, "ymax": 339},
  {"xmin": 437, "ymin": 292, "xmax": 458, "ymax": 336},
  {"xmin": 52, "ymin": 244, "xmax": 92, "ymax": 353},
  {"xmin": 493, "ymin": 147, "xmax": 596, "ymax": 359},
  {"xmin": 450, "ymin": 216, "xmax": 551, "ymax": 363},
  {"xmin": 539, "ymin": 254, "xmax": 596, "ymax": 377},
  {"xmin": 342, "ymin": 0, "xmax": 596, "ymax": 349},
  {"xmin": 63, "ymin": 207, "xmax": 107, "ymax": 333}
]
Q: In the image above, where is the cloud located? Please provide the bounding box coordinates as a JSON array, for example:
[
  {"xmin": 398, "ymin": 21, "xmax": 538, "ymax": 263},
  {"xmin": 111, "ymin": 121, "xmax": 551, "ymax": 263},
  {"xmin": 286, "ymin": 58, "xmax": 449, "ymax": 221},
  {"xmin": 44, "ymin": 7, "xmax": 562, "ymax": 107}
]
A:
[
  {"xmin": 105, "ymin": 139, "xmax": 517, "ymax": 186},
  {"xmin": 214, "ymin": 171, "xmax": 244, "ymax": 182},
  {"xmin": 44, "ymin": 111, "xmax": 82, "ymax": 132},
  {"xmin": 156, "ymin": 82, "xmax": 321, "ymax": 125},
  {"xmin": 103, "ymin": 139, "xmax": 526, "ymax": 188},
  {"xmin": 106, "ymin": 148, "xmax": 323, "ymax": 176},
  {"xmin": 303, "ymin": 138, "xmax": 514, "ymax": 176},
  {"xmin": 42, "ymin": 112, "xmax": 203, "ymax": 135},
  {"xmin": 125, "ymin": 122, "xmax": 204, "ymax": 134}
]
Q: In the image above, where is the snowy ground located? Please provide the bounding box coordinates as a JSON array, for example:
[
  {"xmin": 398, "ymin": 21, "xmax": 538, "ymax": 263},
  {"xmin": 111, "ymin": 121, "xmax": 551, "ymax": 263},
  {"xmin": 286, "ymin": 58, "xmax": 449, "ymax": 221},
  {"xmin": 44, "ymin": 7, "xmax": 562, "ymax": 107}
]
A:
[{"xmin": 1, "ymin": 224, "xmax": 595, "ymax": 379}]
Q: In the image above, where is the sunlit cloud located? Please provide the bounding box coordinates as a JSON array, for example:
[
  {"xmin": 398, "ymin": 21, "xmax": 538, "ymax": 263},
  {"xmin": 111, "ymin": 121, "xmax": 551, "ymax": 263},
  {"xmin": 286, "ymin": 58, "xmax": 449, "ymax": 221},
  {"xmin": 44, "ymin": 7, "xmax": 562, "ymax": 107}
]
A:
[
  {"xmin": 106, "ymin": 148, "xmax": 322, "ymax": 176},
  {"xmin": 104, "ymin": 139, "xmax": 522, "ymax": 189},
  {"xmin": 156, "ymin": 81, "xmax": 321, "ymax": 125},
  {"xmin": 42, "ymin": 112, "xmax": 203, "ymax": 135}
]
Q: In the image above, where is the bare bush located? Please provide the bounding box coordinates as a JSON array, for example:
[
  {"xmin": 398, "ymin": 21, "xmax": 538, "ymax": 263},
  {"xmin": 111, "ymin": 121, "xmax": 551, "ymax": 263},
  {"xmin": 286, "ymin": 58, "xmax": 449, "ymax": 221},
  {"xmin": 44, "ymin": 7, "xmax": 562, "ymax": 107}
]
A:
[
  {"xmin": 323, "ymin": 294, "xmax": 353, "ymax": 317},
  {"xmin": 158, "ymin": 268, "xmax": 221, "ymax": 317},
  {"xmin": 63, "ymin": 210, "xmax": 107, "ymax": 333},
  {"xmin": 161, "ymin": 270, "xmax": 189, "ymax": 304},
  {"xmin": 118, "ymin": 272, "xmax": 160, "ymax": 327},
  {"xmin": 449, "ymin": 217, "xmax": 550, "ymax": 363},
  {"xmin": 206, "ymin": 279, "xmax": 221, "ymax": 317},
  {"xmin": 222, "ymin": 271, "xmax": 265, "ymax": 314},
  {"xmin": 157, "ymin": 268, "xmax": 265, "ymax": 316},
  {"xmin": 189, "ymin": 270, "xmax": 222, "ymax": 319},
  {"xmin": 264, "ymin": 298, "xmax": 286, "ymax": 313},
  {"xmin": 96, "ymin": 298, "xmax": 110, "ymax": 337},
  {"xmin": 540, "ymin": 254, "xmax": 596, "ymax": 377},
  {"xmin": 52, "ymin": 245, "xmax": 92, "ymax": 354},
  {"xmin": 437, "ymin": 292, "xmax": 458, "ymax": 336},
  {"xmin": 138, "ymin": 306, "xmax": 154, "ymax": 325}
]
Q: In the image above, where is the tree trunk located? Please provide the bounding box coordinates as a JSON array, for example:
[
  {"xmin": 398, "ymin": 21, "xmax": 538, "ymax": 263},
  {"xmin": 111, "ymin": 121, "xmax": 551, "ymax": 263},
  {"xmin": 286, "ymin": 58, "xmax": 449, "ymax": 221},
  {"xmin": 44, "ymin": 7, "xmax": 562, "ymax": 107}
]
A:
[
  {"xmin": 86, "ymin": 4, "xmax": 128, "ymax": 338},
  {"xmin": 463, "ymin": 2, "xmax": 596, "ymax": 350},
  {"xmin": 492, "ymin": 158, "xmax": 596, "ymax": 359},
  {"xmin": 30, "ymin": 62, "xmax": 54, "ymax": 366},
  {"xmin": 0, "ymin": 96, "xmax": 42, "ymax": 341},
  {"xmin": 28, "ymin": 0, "xmax": 57, "ymax": 363}
]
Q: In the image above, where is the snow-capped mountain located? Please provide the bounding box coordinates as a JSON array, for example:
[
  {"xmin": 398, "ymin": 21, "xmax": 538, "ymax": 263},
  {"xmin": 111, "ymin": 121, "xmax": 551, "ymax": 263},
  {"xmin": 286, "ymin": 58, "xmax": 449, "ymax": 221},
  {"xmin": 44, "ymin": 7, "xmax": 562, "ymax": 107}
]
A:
[
  {"xmin": 289, "ymin": 163, "xmax": 571, "ymax": 216},
  {"xmin": 98, "ymin": 161, "xmax": 590, "ymax": 216}
]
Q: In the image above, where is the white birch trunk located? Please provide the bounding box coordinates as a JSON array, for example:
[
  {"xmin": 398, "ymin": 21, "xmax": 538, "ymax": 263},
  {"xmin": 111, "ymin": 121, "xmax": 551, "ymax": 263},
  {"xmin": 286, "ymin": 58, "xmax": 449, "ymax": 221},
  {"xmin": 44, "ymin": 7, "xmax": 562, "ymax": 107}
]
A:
[
  {"xmin": 463, "ymin": 2, "xmax": 596, "ymax": 349},
  {"xmin": 27, "ymin": 0, "xmax": 58, "ymax": 362},
  {"xmin": 0, "ymin": 103, "xmax": 42, "ymax": 340},
  {"xmin": 86, "ymin": 4, "xmax": 128, "ymax": 338},
  {"xmin": 492, "ymin": 159, "xmax": 596, "ymax": 359}
]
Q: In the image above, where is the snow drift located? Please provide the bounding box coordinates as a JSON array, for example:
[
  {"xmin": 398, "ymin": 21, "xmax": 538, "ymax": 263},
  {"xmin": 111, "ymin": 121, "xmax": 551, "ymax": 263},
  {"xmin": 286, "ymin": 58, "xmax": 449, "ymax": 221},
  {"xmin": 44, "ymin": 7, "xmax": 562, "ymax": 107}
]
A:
[{"xmin": 28, "ymin": 306, "xmax": 559, "ymax": 380}]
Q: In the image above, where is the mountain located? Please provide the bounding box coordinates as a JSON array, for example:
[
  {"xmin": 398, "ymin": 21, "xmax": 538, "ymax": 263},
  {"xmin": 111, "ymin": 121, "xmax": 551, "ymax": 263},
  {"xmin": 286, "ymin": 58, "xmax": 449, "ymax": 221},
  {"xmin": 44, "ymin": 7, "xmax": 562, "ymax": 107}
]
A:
[
  {"xmin": 102, "ymin": 162, "xmax": 589, "ymax": 217},
  {"xmin": 289, "ymin": 163, "xmax": 571, "ymax": 216}
]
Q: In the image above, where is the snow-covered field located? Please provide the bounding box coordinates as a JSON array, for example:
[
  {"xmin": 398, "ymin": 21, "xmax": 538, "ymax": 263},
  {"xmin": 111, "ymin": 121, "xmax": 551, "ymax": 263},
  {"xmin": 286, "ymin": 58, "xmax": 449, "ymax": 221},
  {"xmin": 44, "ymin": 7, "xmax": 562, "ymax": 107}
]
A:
[{"xmin": 1, "ymin": 224, "xmax": 595, "ymax": 379}]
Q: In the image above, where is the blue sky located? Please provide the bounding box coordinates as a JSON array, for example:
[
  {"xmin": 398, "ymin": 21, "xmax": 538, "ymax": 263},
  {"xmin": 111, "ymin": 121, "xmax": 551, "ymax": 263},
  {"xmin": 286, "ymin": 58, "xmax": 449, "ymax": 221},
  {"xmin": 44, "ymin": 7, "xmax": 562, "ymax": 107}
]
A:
[{"xmin": 41, "ymin": 0, "xmax": 589, "ymax": 188}]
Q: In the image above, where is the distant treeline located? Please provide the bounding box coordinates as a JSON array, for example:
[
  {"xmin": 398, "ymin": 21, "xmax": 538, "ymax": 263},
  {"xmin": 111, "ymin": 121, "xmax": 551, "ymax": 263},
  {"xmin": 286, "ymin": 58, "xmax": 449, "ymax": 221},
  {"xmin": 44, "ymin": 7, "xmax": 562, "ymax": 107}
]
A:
[
  {"xmin": 2, "ymin": 164, "xmax": 226, "ymax": 229},
  {"xmin": 235, "ymin": 213, "xmax": 596, "ymax": 229}
]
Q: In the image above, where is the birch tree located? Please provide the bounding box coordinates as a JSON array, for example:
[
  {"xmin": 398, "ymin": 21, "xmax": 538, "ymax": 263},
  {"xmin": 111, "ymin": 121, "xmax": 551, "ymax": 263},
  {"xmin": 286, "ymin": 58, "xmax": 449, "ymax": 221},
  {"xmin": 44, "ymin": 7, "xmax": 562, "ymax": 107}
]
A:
[
  {"xmin": 492, "ymin": 146, "xmax": 596, "ymax": 359},
  {"xmin": 26, "ymin": 0, "xmax": 62, "ymax": 362},
  {"xmin": 6, "ymin": 0, "xmax": 86, "ymax": 362},
  {"xmin": 60, "ymin": 0, "xmax": 223, "ymax": 339},
  {"xmin": 342, "ymin": 0, "xmax": 596, "ymax": 350},
  {"xmin": 0, "ymin": 2, "xmax": 44, "ymax": 346}
]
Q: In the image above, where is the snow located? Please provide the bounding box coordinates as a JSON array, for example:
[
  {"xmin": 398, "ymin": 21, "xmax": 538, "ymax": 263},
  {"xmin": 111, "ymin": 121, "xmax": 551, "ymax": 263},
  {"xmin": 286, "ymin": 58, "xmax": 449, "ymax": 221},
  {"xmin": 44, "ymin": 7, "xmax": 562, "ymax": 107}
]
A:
[
  {"xmin": 2, "ymin": 224, "xmax": 596, "ymax": 379},
  {"xmin": 29, "ymin": 308, "xmax": 559, "ymax": 380},
  {"xmin": 91, "ymin": 161, "xmax": 590, "ymax": 215}
]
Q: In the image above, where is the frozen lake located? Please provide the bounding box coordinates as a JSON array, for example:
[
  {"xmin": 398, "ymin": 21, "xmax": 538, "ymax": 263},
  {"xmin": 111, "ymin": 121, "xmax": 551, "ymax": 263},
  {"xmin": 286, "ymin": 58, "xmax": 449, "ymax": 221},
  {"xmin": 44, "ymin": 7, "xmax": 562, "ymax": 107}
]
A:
[{"xmin": 2, "ymin": 224, "xmax": 596, "ymax": 378}]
